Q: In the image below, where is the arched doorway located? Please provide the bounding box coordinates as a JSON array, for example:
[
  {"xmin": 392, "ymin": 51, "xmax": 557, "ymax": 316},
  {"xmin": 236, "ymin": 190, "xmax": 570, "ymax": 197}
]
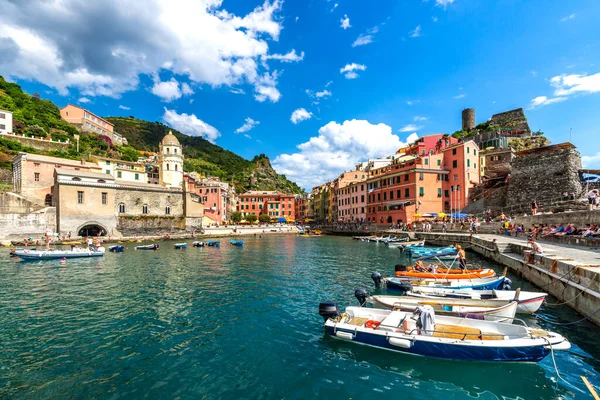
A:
[
  {"xmin": 387, "ymin": 216, "xmax": 393, "ymax": 223},
  {"xmin": 44, "ymin": 194, "xmax": 53, "ymax": 206},
  {"xmin": 77, "ymin": 223, "xmax": 107, "ymax": 237}
]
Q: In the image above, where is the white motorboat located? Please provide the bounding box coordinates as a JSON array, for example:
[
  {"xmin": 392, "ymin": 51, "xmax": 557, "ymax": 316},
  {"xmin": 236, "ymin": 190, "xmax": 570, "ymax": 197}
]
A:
[
  {"xmin": 407, "ymin": 287, "xmax": 547, "ymax": 314},
  {"xmin": 319, "ymin": 304, "xmax": 570, "ymax": 363},
  {"xmin": 12, "ymin": 246, "xmax": 105, "ymax": 260}
]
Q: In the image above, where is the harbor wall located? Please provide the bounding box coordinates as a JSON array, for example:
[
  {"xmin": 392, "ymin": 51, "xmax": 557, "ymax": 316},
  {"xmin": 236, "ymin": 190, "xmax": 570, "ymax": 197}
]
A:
[
  {"xmin": 416, "ymin": 232, "xmax": 600, "ymax": 326},
  {"xmin": 0, "ymin": 207, "xmax": 56, "ymax": 240}
]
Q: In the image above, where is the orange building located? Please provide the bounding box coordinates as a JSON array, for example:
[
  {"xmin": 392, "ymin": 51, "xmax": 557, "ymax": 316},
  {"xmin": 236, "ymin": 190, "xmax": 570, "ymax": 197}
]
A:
[
  {"xmin": 60, "ymin": 104, "xmax": 126, "ymax": 145},
  {"xmin": 366, "ymin": 135, "xmax": 480, "ymax": 225},
  {"xmin": 238, "ymin": 191, "xmax": 295, "ymax": 220}
]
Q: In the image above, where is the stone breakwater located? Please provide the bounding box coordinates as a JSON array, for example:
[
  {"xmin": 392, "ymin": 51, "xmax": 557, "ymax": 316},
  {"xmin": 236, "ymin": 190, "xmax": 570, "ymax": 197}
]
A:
[{"xmin": 1, "ymin": 225, "xmax": 300, "ymax": 247}]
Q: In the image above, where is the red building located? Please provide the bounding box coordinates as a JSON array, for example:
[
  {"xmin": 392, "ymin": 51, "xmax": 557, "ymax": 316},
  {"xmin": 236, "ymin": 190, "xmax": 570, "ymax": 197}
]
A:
[
  {"xmin": 366, "ymin": 135, "xmax": 480, "ymax": 225},
  {"xmin": 238, "ymin": 191, "xmax": 296, "ymax": 220}
]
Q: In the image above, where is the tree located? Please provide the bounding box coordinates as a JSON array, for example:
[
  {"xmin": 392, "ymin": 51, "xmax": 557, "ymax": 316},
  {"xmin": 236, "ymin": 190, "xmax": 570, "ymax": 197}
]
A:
[
  {"xmin": 258, "ymin": 214, "xmax": 270, "ymax": 223},
  {"xmin": 230, "ymin": 212, "xmax": 242, "ymax": 223},
  {"xmin": 246, "ymin": 214, "xmax": 258, "ymax": 224}
]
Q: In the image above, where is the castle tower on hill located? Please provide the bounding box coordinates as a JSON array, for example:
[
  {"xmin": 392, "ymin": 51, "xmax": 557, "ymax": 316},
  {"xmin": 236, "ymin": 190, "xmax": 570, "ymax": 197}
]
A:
[{"xmin": 159, "ymin": 130, "xmax": 184, "ymax": 188}]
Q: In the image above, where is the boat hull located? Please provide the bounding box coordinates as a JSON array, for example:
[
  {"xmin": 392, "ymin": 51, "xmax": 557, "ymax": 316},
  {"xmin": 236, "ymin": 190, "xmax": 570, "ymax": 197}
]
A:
[
  {"xmin": 385, "ymin": 276, "xmax": 506, "ymax": 291},
  {"xmin": 14, "ymin": 249, "xmax": 105, "ymax": 260}
]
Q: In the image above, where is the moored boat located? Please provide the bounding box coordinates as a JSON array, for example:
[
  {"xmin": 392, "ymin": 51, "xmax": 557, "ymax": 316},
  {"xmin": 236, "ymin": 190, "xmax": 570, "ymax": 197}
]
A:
[
  {"xmin": 207, "ymin": 240, "xmax": 220, "ymax": 247},
  {"xmin": 174, "ymin": 243, "xmax": 187, "ymax": 249},
  {"xmin": 407, "ymin": 286, "xmax": 547, "ymax": 314},
  {"xmin": 394, "ymin": 264, "xmax": 496, "ymax": 280},
  {"xmin": 108, "ymin": 245, "xmax": 125, "ymax": 252},
  {"xmin": 381, "ymin": 275, "xmax": 508, "ymax": 291},
  {"xmin": 136, "ymin": 243, "xmax": 160, "ymax": 250},
  {"xmin": 192, "ymin": 241, "xmax": 205, "ymax": 247},
  {"xmin": 319, "ymin": 304, "xmax": 570, "ymax": 362},
  {"xmin": 13, "ymin": 247, "xmax": 106, "ymax": 260},
  {"xmin": 230, "ymin": 240, "xmax": 244, "ymax": 246}
]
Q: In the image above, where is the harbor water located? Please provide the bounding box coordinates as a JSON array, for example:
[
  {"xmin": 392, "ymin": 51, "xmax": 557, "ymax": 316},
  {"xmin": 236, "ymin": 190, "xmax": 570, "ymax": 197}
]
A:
[{"xmin": 0, "ymin": 236, "xmax": 599, "ymax": 399}]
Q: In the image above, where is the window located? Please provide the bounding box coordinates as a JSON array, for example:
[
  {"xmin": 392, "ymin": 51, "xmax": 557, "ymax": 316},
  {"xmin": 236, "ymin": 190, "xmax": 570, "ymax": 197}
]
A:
[
  {"xmin": 34, "ymin": 172, "xmax": 40, "ymax": 182},
  {"xmin": 377, "ymin": 193, "xmax": 381, "ymax": 201},
  {"xmin": 0, "ymin": 124, "xmax": 5, "ymax": 130},
  {"xmin": 165, "ymin": 206, "xmax": 171, "ymax": 215},
  {"xmin": 106, "ymin": 169, "xmax": 110, "ymax": 174},
  {"xmin": 419, "ymin": 173, "xmax": 424, "ymax": 181},
  {"xmin": 419, "ymin": 187, "xmax": 424, "ymax": 197},
  {"xmin": 383, "ymin": 192, "xmax": 387, "ymax": 200},
  {"xmin": 77, "ymin": 191, "xmax": 84, "ymax": 204},
  {"xmin": 467, "ymin": 159, "xmax": 471, "ymax": 167},
  {"xmin": 397, "ymin": 190, "xmax": 401, "ymax": 198},
  {"xmin": 166, "ymin": 164, "xmax": 170, "ymax": 171},
  {"xmin": 474, "ymin": 163, "xmax": 477, "ymax": 169},
  {"xmin": 34, "ymin": 162, "xmax": 40, "ymax": 167},
  {"xmin": 454, "ymin": 174, "xmax": 459, "ymax": 181},
  {"xmin": 119, "ymin": 203, "xmax": 126, "ymax": 213},
  {"xmin": 167, "ymin": 148, "xmax": 170, "ymax": 153},
  {"xmin": 106, "ymin": 160, "xmax": 110, "ymax": 165},
  {"xmin": 175, "ymin": 164, "xmax": 178, "ymax": 171},
  {"xmin": 452, "ymin": 160, "xmax": 458, "ymax": 168},
  {"xmin": 361, "ymin": 195, "xmax": 364, "ymax": 202},
  {"xmin": 437, "ymin": 159, "xmax": 441, "ymax": 166},
  {"xmin": 438, "ymin": 188, "xmax": 442, "ymax": 197},
  {"xmin": 424, "ymin": 158, "xmax": 429, "ymax": 165},
  {"xmin": 142, "ymin": 204, "xmax": 148, "ymax": 214},
  {"xmin": 474, "ymin": 149, "xmax": 477, "ymax": 156},
  {"xmin": 117, "ymin": 171, "xmax": 122, "ymax": 178},
  {"xmin": 0, "ymin": 113, "xmax": 5, "ymax": 118},
  {"xmin": 135, "ymin": 173, "xmax": 139, "ymax": 180},
  {"xmin": 452, "ymin": 148, "xmax": 457, "ymax": 155},
  {"xmin": 405, "ymin": 188, "xmax": 410, "ymax": 197},
  {"xmin": 467, "ymin": 147, "xmax": 470, "ymax": 154},
  {"xmin": 444, "ymin": 189, "xmax": 449, "ymax": 197},
  {"xmin": 389, "ymin": 191, "xmax": 394, "ymax": 200},
  {"xmin": 102, "ymin": 192, "xmax": 107, "ymax": 205},
  {"xmin": 252, "ymin": 205, "xmax": 255, "ymax": 210},
  {"xmin": 404, "ymin": 175, "xmax": 409, "ymax": 181},
  {"xmin": 174, "ymin": 148, "xmax": 177, "ymax": 154}
]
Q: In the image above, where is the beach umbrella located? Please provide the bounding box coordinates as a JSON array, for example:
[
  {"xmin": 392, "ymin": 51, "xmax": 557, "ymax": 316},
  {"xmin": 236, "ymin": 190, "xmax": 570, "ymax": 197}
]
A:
[
  {"xmin": 438, "ymin": 212, "xmax": 447, "ymax": 218},
  {"xmin": 413, "ymin": 213, "xmax": 421, "ymax": 217}
]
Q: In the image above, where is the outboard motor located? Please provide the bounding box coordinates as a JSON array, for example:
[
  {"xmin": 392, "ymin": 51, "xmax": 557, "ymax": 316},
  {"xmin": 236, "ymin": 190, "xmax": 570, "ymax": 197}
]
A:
[
  {"xmin": 354, "ymin": 288, "xmax": 370, "ymax": 306},
  {"xmin": 503, "ymin": 277, "xmax": 512, "ymax": 291},
  {"xmin": 371, "ymin": 272, "xmax": 383, "ymax": 289},
  {"xmin": 395, "ymin": 264, "xmax": 408, "ymax": 273},
  {"xmin": 396, "ymin": 281, "xmax": 413, "ymax": 293},
  {"xmin": 318, "ymin": 302, "xmax": 340, "ymax": 322}
]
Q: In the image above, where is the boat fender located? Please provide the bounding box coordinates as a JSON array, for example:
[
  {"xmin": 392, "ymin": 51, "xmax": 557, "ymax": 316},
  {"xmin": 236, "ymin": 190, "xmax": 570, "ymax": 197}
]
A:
[
  {"xmin": 371, "ymin": 272, "xmax": 383, "ymax": 289},
  {"xmin": 335, "ymin": 331, "xmax": 355, "ymax": 340},
  {"xmin": 355, "ymin": 288, "xmax": 370, "ymax": 306},
  {"xmin": 388, "ymin": 338, "xmax": 413, "ymax": 348},
  {"xmin": 503, "ymin": 278, "xmax": 512, "ymax": 290},
  {"xmin": 365, "ymin": 320, "xmax": 381, "ymax": 329}
]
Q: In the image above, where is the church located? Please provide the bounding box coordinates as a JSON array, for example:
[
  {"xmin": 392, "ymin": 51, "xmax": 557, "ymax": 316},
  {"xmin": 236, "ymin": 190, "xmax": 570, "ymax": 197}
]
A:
[{"xmin": 53, "ymin": 131, "xmax": 204, "ymax": 237}]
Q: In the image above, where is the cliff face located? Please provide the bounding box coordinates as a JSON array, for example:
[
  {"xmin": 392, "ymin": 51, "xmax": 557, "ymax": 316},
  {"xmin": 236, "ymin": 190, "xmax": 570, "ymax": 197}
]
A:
[{"xmin": 246, "ymin": 155, "xmax": 303, "ymax": 194}]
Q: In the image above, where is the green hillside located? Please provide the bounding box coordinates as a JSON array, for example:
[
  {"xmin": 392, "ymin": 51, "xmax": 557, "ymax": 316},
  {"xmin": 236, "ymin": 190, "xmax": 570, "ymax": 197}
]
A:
[{"xmin": 0, "ymin": 76, "xmax": 303, "ymax": 194}]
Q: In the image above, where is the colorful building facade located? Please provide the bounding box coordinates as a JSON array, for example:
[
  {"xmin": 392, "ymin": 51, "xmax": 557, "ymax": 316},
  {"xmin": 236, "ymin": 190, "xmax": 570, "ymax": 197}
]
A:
[{"xmin": 238, "ymin": 191, "xmax": 295, "ymax": 220}]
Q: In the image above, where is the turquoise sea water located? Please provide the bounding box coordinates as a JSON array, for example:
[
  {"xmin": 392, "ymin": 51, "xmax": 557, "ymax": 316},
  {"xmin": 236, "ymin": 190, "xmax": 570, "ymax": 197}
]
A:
[{"xmin": 0, "ymin": 235, "xmax": 599, "ymax": 399}]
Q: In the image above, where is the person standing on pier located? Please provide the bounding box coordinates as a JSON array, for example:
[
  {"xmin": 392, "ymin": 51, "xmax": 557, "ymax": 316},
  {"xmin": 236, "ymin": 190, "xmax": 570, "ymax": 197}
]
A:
[
  {"xmin": 456, "ymin": 245, "xmax": 467, "ymax": 271},
  {"xmin": 588, "ymin": 189, "xmax": 598, "ymax": 211},
  {"xmin": 531, "ymin": 199, "xmax": 538, "ymax": 215}
]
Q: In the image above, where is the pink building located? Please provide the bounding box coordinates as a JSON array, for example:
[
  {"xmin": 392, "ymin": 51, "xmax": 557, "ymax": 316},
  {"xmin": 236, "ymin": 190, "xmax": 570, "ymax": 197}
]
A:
[
  {"xmin": 337, "ymin": 180, "xmax": 367, "ymax": 222},
  {"xmin": 184, "ymin": 174, "xmax": 235, "ymax": 224}
]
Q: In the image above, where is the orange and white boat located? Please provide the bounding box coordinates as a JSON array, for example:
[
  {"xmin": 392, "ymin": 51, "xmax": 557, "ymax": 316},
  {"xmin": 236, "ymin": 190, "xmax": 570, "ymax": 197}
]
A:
[{"xmin": 394, "ymin": 265, "xmax": 496, "ymax": 280}]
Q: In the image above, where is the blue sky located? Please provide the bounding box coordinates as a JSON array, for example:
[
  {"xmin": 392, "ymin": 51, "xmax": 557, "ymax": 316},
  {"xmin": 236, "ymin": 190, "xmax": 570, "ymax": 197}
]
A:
[{"xmin": 2, "ymin": 0, "xmax": 599, "ymax": 189}]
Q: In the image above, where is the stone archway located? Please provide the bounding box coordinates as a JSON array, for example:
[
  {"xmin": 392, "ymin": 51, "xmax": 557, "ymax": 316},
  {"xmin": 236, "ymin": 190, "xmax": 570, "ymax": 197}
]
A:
[{"xmin": 77, "ymin": 222, "xmax": 108, "ymax": 237}]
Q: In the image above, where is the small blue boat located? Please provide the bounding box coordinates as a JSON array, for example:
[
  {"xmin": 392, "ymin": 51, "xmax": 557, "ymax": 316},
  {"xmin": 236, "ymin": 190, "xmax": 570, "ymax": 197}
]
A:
[
  {"xmin": 174, "ymin": 243, "xmax": 187, "ymax": 249},
  {"xmin": 384, "ymin": 276, "xmax": 507, "ymax": 292},
  {"xmin": 108, "ymin": 245, "xmax": 125, "ymax": 252},
  {"xmin": 207, "ymin": 240, "xmax": 220, "ymax": 247},
  {"xmin": 230, "ymin": 240, "xmax": 244, "ymax": 246}
]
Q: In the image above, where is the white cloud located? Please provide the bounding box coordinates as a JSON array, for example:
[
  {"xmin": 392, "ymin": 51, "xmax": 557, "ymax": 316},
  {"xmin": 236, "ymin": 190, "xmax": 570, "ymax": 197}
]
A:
[
  {"xmin": 529, "ymin": 96, "xmax": 567, "ymax": 109},
  {"xmin": 272, "ymin": 119, "xmax": 415, "ymax": 189},
  {"xmin": 405, "ymin": 132, "xmax": 419, "ymax": 143},
  {"xmin": 352, "ymin": 34, "xmax": 374, "ymax": 47},
  {"xmin": 151, "ymin": 78, "xmax": 183, "ymax": 102},
  {"xmin": 315, "ymin": 90, "xmax": 332, "ymax": 98},
  {"xmin": 530, "ymin": 70, "xmax": 538, "ymax": 76},
  {"xmin": 235, "ymin": 117, "xmax": 260, "ymax": 133},
  {"xmin": 560, "ymin": 14, "xmax": 575, "ymax": 22},
  {"xmin": 551, "ymin": 73, "xmax": 600, "ymax": 96},
  {"xmin": 163, "ymin": 108, "xmax": 220, "ymax": 143},
  {"xmin": 453, "ymin": 94, "xmax": 466, "ymax": 99},
  {"xmin": 230, "ymin": 88, "xmax": 246, "ymax": 95},
  {"xmin": 432, "ymin": 16, "xmax": 438, "ymax": 22},
  {"xmin": 341, "ymin": 15, "xmax": 351, "ymax": 30},
  {"xmin": 325, "ymin": 81, "xmax": 333, "ymax": 87},
  {"xmin": 119, "ymin": 105, "xmax": 131, "ymax": 110},
  {"xmin": 295, "ymin": 16, "xmax": 299, "ymax": 22},
  {"xmin": 244, "ymin": 133, "xmax": 252, "ymax": 139},
  {"xmin": 340, "ymin": 63, "xmax": 366, "ymax": 79},
  {"xmin": 435, "ymin": 0, "xmax": 455, "ymax": 9},
  {"xmin": 291, "ymin": 108, "xmax": 312, "ymax": 124},
  {"xmin": 410, "ymin": 25, "xmax": 421, "ymax": 38},
  {"xmin": 78, "ymin": 97, "xmax": 91, "ymax": 103},
  {"xmin": 414, "ymin": 116, "xmax": 427, "ymax": 121},
  {"xmin": 529, "ymin": 71, "xmax": 600, "ymax": 108},
  {"xmin": 181, "ymin": 82, "xmax": 194, "ymax": 96},
  {"xmin": 582, "ymin": 153, "xmax": 600, "ymax": 168},
  {"xmin": 254, "ymin": 71, "xmax": 281, "ymax": 102},
  {"xmin": 398, "ymin": 124, "xmax": 423, "ymax": 132},
  {"xmin": 0, "ymin": 0, "xmax": 296, "ymax": 101},
  {"xmin": 262, "ymin": 49, "xmax": 305, "ymax": 63}
]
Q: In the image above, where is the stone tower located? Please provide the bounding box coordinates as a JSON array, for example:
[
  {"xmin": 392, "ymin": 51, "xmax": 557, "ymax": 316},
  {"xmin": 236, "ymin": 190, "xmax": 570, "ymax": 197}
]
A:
[
  {"xmin": 159, "ymin": 130, "xmax": 184, "ymax": 188},
  {"xmin": 462, "ymin": 108, "xmax": 475, "ymax": 131}
]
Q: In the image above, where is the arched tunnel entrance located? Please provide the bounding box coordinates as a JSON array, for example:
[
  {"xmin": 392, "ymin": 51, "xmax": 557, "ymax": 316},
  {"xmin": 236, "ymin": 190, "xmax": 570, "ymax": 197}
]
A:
[{"xmin": 77, "ymin": 224, "xmax": 107, "ymax": 237}]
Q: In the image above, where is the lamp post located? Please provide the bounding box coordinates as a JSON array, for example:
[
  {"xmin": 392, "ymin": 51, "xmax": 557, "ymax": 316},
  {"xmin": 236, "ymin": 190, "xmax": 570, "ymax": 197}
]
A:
[{"xmin": 74, "ymin": 134, "xmax": 80, "ymax": 153}]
